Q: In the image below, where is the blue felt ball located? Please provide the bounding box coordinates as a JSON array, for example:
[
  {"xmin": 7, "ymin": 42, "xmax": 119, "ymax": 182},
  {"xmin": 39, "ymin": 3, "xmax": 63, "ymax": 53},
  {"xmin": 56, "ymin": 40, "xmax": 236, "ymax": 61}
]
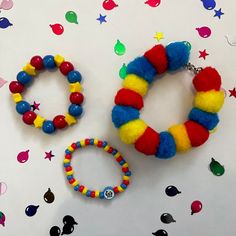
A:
[
  {"xmin": 43, "ymin": 55, "xmax": 56, "ymax": 69},
  {"xmin": 189, "ymin": 108, "xmax": 219, "ymax": 130},
  {"xmin": 166, "ymin": 42, "xmax": 190, "ymax": 71},
  {"xmin": 42, "ymin": 120, "xmax": 55, "ymax": 134},
  {"xmin": 67, "ymin": 70, "xmax": 82, "ymax": 83},
  {"xmin": 126, "ymin": 56, "xmax": 157, "ymax": 83},
  {"xmin": 17, "ymin": 71, "xmax": 32, "ymax": 85},
  {"xmin": 68, "ymin": 104, "xmax": 83, "ymax": 117},
  {"xmin": 16, "ymin": 101, "xmax": 31, "ymax": 114},
  {"xmin": 155, "ymin": 131, "xmax": 176, "ymax": 159},
  {"xmin": 112, "ymin": 105, "xmax": 140, "ymax": 128}
]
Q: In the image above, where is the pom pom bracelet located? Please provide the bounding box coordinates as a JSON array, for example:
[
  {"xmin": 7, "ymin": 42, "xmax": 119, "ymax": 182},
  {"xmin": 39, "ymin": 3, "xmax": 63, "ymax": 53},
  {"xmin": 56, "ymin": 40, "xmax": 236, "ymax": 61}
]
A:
[
  {"xmin": 112, "ymin": 41, "xmax": 224, "ymax": 159},
  {"xmin": 63, "ymin": 138, "xmax": 131, "ymax": 200},
  {"xmin": 9, "ymin": 55, "xmax": 84, "ymax": 134}
]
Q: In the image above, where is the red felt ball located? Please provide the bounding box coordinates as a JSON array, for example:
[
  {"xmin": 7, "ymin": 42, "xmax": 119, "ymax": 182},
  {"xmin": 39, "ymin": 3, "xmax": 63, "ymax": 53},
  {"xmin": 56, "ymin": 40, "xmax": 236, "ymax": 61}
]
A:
[
  {"xmin": 144, "ymin": 44, "xmax": 168, "ymax": 74},
  {"xmin": 22, "ymin": 111, "xmax": 37, "ymax": 125},
  {"xmin": 70, "ymin": 92, "xmax": 84, "ymax": 104},
  {"xmin": 135, "ymin": 127, "xmax": 160, "ymax": 155},
  {"xmin": 59, "ymin": 61, "xmax": 74, "ymax": 75},
  {"xmin": 9, "ymin": 81, "xmax": 24, "ymax": 93},
  {"xmin": 115, "ymin": 88, "xmax": 144, "ymax": 110},
  {"xmin": 53, "ymin": 115, "xmax": 67, "ymax": 129},
  {"xmin": 30, "ymin": 56, "xmax": 44, "ymax": 70},
  {"xmin": 192, "ymin": 67, "xmax": 221, "ymax": 92},
  {"xmin": 184, "ymin": 120, "xmax": 209, "ymax": 147}
]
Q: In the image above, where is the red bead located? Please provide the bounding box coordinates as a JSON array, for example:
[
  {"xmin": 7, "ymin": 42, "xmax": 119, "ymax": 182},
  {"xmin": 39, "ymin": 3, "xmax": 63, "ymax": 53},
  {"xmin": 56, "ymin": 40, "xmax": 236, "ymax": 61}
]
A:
[
  {"xmin": 59, "ymin": 61, "xmax": 74, "ymax": 75},
  {"xmin": 123, "ymin": 180, "xmax": 129, "ymax": 186},
  {"xmin": 30, "ymin": 56, "xmax": 44, "ymax": 70},
  {"xmin": 70, "ymin": 92, "xmax": 84, "ymax": 105},
  {"xmin": 116, "ymin": 156, "xmax": 123, "ymax": 163},
  {"xmin": 90, "ymin": 191, "xmax": 95, "ymax": 198},
  {"xmin": 122, "ymin": 167, "xmax": 129, "ymax": 173},
  {"xmin": 113, "ymin": 187, "xmax": 119, "ymax": 193},
  {"xmin": 53, "ymin": 115, "xmax": 67, "ymax": 129},
  {"xmin": 65, "ymin": 166, "xmax": 72, "ymax": 172},
  {"xmin": 65, "ymin": 154, "xmax": 72, "ymax": 159},
  {"xmin": 108, "ymin": 147, "xmax": 113, "ymax": 153},
  {"xmin": 85, "ymin": 139, "xmax": 90, "ymax": 145},
  {"xmin": 79, "ymin": 185, "xmax": 85, "ymax": 192},
  {"xmin": 69, "ymin": 178, "xmax": 75, "ymax": 184},
  {"xmin": 71, "ymin": 143, "xmax": 77, "ymax": 149},
  {"xmin": 22, "ymin": 111, "xmax": 37, "ymax": 125},
  {"xmin": 9, "ymin": 81, "xmax": 24, "ymax": 93},
  {"xmin": 97, "ymin": 141, "xmax": 103, "ymax": 147}
]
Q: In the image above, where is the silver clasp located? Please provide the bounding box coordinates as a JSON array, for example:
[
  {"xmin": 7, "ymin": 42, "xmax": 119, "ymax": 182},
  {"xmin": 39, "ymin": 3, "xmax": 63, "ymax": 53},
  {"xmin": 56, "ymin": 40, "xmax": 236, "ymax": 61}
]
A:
[{"xmin": 185, "ymin": 62, "xmax": 202, "ymax": 74}]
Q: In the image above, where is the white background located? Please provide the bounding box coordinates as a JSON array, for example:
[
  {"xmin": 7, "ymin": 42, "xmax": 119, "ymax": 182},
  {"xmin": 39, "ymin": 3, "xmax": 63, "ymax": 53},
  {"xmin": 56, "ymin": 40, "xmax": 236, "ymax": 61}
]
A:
[{"xmin": 0, "ymin": 0, "xmax": 236, "ymax": 235}]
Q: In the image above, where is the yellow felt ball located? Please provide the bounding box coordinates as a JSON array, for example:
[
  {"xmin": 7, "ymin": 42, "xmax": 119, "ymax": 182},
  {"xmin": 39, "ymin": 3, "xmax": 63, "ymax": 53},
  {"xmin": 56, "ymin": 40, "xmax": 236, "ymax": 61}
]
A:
[
  {"xmin": 123, "ymin": 74, "xmax": 148, "ymax": 96},
  {"xmin": 194, "ymin": 90, "xmax": 224, "ymax": 113},
  {"xmin": 168, "ymin": 124, "xmax": 191, "ymax": 152},
  {"xmin": 119, "ymin": 119, "xmax": 147, "ymax": 144}
]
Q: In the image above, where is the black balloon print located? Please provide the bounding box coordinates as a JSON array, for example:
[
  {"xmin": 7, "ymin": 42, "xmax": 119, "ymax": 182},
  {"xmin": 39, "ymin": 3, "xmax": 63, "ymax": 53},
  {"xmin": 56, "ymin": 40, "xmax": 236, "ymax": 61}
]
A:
[
  {"xmin": 63, "ymin": 215, "xmax": 78, "ymax": 225},
  {"xmin": 160, "ymin": 213, "xmax": 176, "ymax": 224},
  {"xmin": 152, "ymin": 229, "xmax": 168, "ymax": 236},
  {"xmin": 49, "ymin": 226, "xmax": 61, "ymax": 236},
  {"xmin": 44, "ymin": 188, "xmax": 55, "ymax": 203},
  {"xmin": 165, "ymin": 185, "xmax": 181, "ymax": 197},
  {"xmin": 61, "ymin": 224, "xmax": 74, "ymax": 235}
]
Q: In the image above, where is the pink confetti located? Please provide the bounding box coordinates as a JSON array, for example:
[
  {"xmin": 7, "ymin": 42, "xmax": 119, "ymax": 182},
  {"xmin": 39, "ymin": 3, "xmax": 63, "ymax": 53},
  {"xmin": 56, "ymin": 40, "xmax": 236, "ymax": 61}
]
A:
[
  {"xmin": 145, "ymin": 0, "xmax": 161, "ymax": 7},
  {"xmin": 50, "ymin": 23, "xmax": 64, "ymax": 35},
  {"xmin": 0, "ymin": 77, "xmax": 7, "ymax": 88},
  {"xmin": 17, "ymin": 150, "xmax": 30, "ymax": 163},
  {"xmin": 102, "ymin": 0, "xmax": 118, "ymax": 10}
]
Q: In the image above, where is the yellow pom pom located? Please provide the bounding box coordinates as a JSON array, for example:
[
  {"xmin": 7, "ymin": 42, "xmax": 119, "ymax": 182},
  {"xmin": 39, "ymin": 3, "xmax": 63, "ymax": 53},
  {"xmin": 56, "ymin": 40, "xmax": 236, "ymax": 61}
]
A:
[
  {"xmin": 69, "ymin": 82, "xmax": 82, "ymax": 93},
  {"xmin": 118, "ymin": 186, "xmax": 124, "ymax": 192},
  {"xmin": 82, "ymin": 187, "xmax": 88, "ymax": 195},
  {"xmin": 104, "ymin": 145, "xmax": 110, "ymax": 151},
  {"xmin": 122, "ymin": 163, "xmax": 129, "ymax": 168},
  {"xmin": 123, "ymin": 74, "xmax": 148, "ymax": 96},
  {"xmin": 63, "ymin": 159, "xmax": 70, "ymax": 164},
  {"xmin": 94, "ymin": 139, "xmax": 99, "ymax": 145},
  {"xmin": 194, "ymin": 90, "xmax": 224, "ymax": 113},
  {"xmin": 119, "ymin": 119, "xmax": 147, "ymax": 144},
  {"xmin": 72, "ymin": 180, "xmax": 79, "ymax": 187},
  {"xmin": 12, "ymin": 93, "xmax": 22, "ymax": 103},
  {"xmin": 67, "ymin": 146, "xmax": 74, "ymax": 152},
  {"xmin": 95, "ymin": 190, "xmax": 100, "ymax": 198},
  {"xmin": 23, "ymin": 63, "xmax": 36, "ymax": 76},
  {"xmin": 33, "ymin": 115, "xmax": 45, "ymax": 128},
  {"xmin": 123, "ymin": 176, "xmax": 130, "ymax": 181},
  {"xmin": 168, "ymin": 124, "xmax": 191, "ymax": 152},
  {"xmin": 65, "ymin": 113, "xmax": 76, "ymax": 126},
  {"xmin": 114, "ymin": 152, "xmax": 121, "ymax": 158},
  {"xmin": 80, "ymin": 140, "xmax": 85, "ymax": 147},
  {"xmin": 66, "ymin": 170, "xmax": 74, "ymax": 176},
  {"xmin": 54, "ymin": 55, "xmax": 65, "ymax": 67}
]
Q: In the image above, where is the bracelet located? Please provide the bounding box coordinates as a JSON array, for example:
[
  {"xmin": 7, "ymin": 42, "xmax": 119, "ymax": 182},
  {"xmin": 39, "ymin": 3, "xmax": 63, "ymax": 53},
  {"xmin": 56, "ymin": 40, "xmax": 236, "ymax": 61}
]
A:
[
  {"xmin": 112, "ymin": 42, "xmax": 224, "ymax": 159},
  {"xmin": 9, "ymin": 55, "xmax": 84, "ymax": 134},
  {"xmin": 63, "ymin": 138, "xmax": 131, "ymax": 200}
]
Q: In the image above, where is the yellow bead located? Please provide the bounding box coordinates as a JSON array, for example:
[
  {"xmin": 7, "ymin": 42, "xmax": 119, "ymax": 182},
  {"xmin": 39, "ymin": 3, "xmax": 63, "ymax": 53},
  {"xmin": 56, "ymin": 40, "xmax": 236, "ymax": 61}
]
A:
[
  {"xmin": 104, "ymin": 145, "xmax": 110, "ymax": 151},
  {"xmin": 168, "ymin": 124, "xmax": 191, "ymax": 152},
  {"xmin": 94, "ymin": 139, "xmax": 99, "ymax": 145},
  {"xmin": 194, "ymin": 90, "xmax": 224, "ymax": 113},
  {"xmin": 33, "ymin": 115, "xmax": 45, "ymax": 128},
  {"xmin": 95, "ymin": 190, "xmax": 100, "ymax": 198},
  {"xmin": 69, "ymin": 82, "xmax": 82, "ymax": 93},
  {"xmin": 119, "ymin": 119, "xmax": 147, "ymax": 144},
  {"xmin": 114, "ymin": 152, "xmax": 121, "ymax": 158},
  {"xmin": 66, "ymin": 170, "xmax": 74, "ymax": 176},
  {"xmin": 12, "ymin": 93, "xmax": 22, "ymax": 103},
  {"xmin": 122, "ymin": 163, "xmax": 128, "ymax": 168},
  {"xmin": 118, "ymin": 186, "xmax": 124, "ymax": 192},
  {"xmin": 54, "ymin": 55, "xmax": 65, "ymax": 67},
  {"xmin": 23, "ymin": 63, "xmax": 36, "ymax": 76},
  {"xmin": 72, "ymin": 180, "xmax": 79, "ymax": 187},
  {"xmin": 123, "ymin": 176, "xmax": 130, "ymax": 181},
  {"xmin": 82, "ymin": 187, "xmax": 88, "ymax": 195},
  {"xmin": 63, "ymin": 159, "xmax": 70, "ymax": 164},
  {"xmin": 65, "ymin": 113, "xmax": 77, "ymax": 126},
  {"xmin": 123, "ymin": 74, "xmax": 148, "ymax": 96},
  {"xmin": 80, "ymin": 140, "xmax": 85, "ymax": 147},
  {"xmin": 68, "ymin": 146, "xmax": 74, "ymax": 152}
]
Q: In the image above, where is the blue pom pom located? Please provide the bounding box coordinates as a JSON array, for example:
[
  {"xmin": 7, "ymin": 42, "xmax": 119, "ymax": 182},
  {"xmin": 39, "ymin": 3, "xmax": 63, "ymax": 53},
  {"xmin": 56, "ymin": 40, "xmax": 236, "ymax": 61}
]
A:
[
  {"xmin": 102, "ymin": 141, "xmax": 107, "ymax": 147},
  {"xmin": 156, "ymin": 131, "xmax": 176, "ymax": 159},
  {"xmin": 67, "ymin": 70, "xmax": 82, "ymax": 83},
  {"xmin": 42, "ymin": 120, "xmax": 55, "ymax": 134},
  {"xmin": 112, "ymin": 105, "xmax": 140, "ymax": 128},
  {"xmin": 189, "ymin": 108, "xmax": 219, "ymax": 130},
  {"xmin": 43, "ymin": 55, "xmax": 56, "ymax": 69},
  {"xmin": 166, "ymin": 42, "xmax": 190, "ymax": 71},
  {"xmin": 16, "ymin": 101, "xmax": 31, "ymax": 114},
  {"xmin": 17, "ymin": 71, "xmax": 32, "ymax": 85},
  {"xmin": 68, "ymin": 104, "xmax": 83, "ymax": 117},
  {"xmin": 126, "ymin": 56, "xmax": 157, "ymax": 83},
  {"xmin": 86, "ymin": 190, "xmax": 91, "ymax": 197}
]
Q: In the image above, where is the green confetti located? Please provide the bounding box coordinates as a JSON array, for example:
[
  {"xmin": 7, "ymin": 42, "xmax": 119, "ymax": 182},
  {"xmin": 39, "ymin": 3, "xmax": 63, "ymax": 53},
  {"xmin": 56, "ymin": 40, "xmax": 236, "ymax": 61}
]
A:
[
  {"xmin": 119, "ymin": 63, "xmax": 127, "ymax": 79},
  {"xmin": 114, "ymin": 40, "xmax": 126, "ymax": 56},
  {"xmin": 65, "ymin": 11, "xmax": 78, "ymax": 24},
  {"xmin": 209, "ymin": 158, "xmax": 225, "ymax": 176}
]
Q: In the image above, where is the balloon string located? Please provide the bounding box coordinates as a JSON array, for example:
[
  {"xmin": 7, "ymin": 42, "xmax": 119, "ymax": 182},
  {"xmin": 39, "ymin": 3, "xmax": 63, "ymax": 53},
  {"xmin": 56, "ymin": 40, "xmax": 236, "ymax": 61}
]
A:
[{"xmin": 225, "ymin": 35, "xmax": 236, "ymax": 46}]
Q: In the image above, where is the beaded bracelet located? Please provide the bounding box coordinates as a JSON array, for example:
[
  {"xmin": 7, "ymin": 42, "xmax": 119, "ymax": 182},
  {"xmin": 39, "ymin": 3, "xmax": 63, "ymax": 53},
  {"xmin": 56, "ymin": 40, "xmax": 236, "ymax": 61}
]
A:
[
  {"xmin": 63, "ymin": 138, "xmax": 131, "ymax": 200},
  {"xmin": 9, "ymin": 55, "xmax": 84, "ymax": 134},
  {"xmin": 112, "ymin": 42, "xmax": 224, "ymax": 159}
]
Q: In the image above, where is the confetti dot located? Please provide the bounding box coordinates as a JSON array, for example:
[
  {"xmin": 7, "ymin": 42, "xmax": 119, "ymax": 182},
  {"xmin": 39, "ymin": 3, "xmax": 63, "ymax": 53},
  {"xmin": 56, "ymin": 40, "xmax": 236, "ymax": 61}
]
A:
[
  {"xmin": 114, "ymin": 40, "xmax": 126, "ymax": 56},
  {"xmin": 102, "ymin": 0, "xmax": 118, "ymax": 10},
  {"xmin": 201, "ymin": 0, "xmax": 216, "ymax": 10},
  {"xmin": 0, "ymin": 17, "xmax": 12, "ymax": 29},
  {"xmin": 50, "ymin": 23, "xmax": 64, "ymax": 35},
  {"xmin": 65, "ymin": 11, "xmax": 78, "ymax": 24},
  {"xmin": 152, "ymin": 229, "xmax": 168, "ymax": 236},
  {"xmin": 0, "ymin": 0, "xmax": 13, "ymax": 10},
  {"xmin": 50, "ymin": 226, "xmax": 61, "ymax": 236},
  {"xmin": 44, "ymin": 188, "xmax": 55, "ymax": 203},
  {"xmin": 196, "ymin": 26, "xmax": 211, "ymax": 38},
  {"xmin": 25, "ymin": 205, "xmax": 39, "ymax": 217},
  {"xmin": 17, "ymin": 150, "xmax": 30, "ymax": 163},
  {"xmin": 191, "ymin": 200, "xmax": 203, "ymax": 215},
  {"xmin": 119, "ymin": 63, "xmax": 127, "ymax": 79},
  {"xmin": 165, "ymin": 185, "xmax": 181, "ymax": 197},
  {"xmin": 160, "ymin": 213, "xmax": 176, "ymax": 224},
  {"xmin": 145, "ymin": 0, "xmax": 161, "ymax": 8},
  {"xmin": 209, "ymin": 158, "xmax": 225, "ymax": 176}
]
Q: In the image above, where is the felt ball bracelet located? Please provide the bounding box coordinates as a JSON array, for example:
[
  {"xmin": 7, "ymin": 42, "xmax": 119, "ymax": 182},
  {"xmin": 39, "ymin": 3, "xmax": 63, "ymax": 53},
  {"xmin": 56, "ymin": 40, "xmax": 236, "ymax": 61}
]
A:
[
  {"xmin": 9, "ymin": 55, "xmax": 84, "ymax": 134},
  {"xmin": 63, "ymin": 138, "xmax": 131, "ymax": 200},
  {"xmin": 112, "ymin": 41, "xmax": 224, "ymax": 159}
]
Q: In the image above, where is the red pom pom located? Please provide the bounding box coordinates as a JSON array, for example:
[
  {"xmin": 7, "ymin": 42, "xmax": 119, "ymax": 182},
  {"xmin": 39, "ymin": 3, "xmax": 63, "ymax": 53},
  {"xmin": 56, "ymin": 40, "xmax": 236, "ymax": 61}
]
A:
[
  {"xmin": 9, "ymin": 81, "xmax": 24, "ymax": 93},
  {"xmin": 144, "ymin": 44, "xmax": 168, "ymax": 74},
  {"xmin": 22, "ymin": 111, "xmax": 37, "ymax": 125},
  {"xmin": 90, "ymin": 191, "xmax": 95, "ymax": 198},
  {"xmin": 59, "ymin": 61, "xmax": 74, "ymax": 75},
  {"xmin": 184, "ymin": 120, "xmax": 209, "ymax": 147},
  {"xmin": 70, "ymin": 92, "xmax": 84, "ymax": 104},
  {"xmin": 53, "ymin": 115, "xmax": 67, "ymax": 129},
  {"xmin": 30, "ymin": 56, "xmax": 44, "ymax": 70},
  {"xmin": 115, "ymin": 88, "xmax": 144, "ymax": 110},
  {"xmin": 192, "ymin": 67, "xmax": 221, "ymax": 92},
  {"xmin": 135, "ymin": 127, "xmax": 160, "ymax": 155}
]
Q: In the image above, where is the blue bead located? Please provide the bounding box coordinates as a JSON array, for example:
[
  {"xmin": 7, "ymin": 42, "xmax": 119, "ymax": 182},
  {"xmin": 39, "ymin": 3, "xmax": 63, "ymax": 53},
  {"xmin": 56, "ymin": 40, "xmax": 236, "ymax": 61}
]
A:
[
  {"xmin": 16, "ymin": 101, "xmax": 31, "ymax": 114},
  {"xmin": 65, "ymin": 149, "xmax": 71, "ymax": 154},
  {"xmin": 155, "ymin": 131, "xmax": 176, "ymax": 159},
  {"xmin": 42, "ymin": 120, "xmax": 55, "ymax": 134},
  {"xmin": 76, "ymin": 142, "xmax": 81, "ymax": 148},
  {"xmin": 99, "ymin": 192, "xmax": 105, "ymax": 199},
  {"xmin": 74, "ymin": 185, "xmax": 80, "ymax": 191},
  {"xmin": 119, "ymin": 160, "xmax": 125, "ymax": 166},
  {"xmin": 112, "ymin": 105, "xmax": 140, "ymax": 128},
  {"xmin": 189, "ymin": 108, "xmax": 219, "ymax": 130},
  {"xmin": 102, "ymin": 141, "xmax": 107, "ymax": 147},
  {"xmin": 64, "ymin": 163, "xmax": 70, "ymax": 167},
  {"xmin": 121, "ymin": 183, "xmax": 127, "ymax": 189},
  {"xmin": 90, "ymin": 139, "xmax": 94, "ymax": 145},
  {"xmin": 125, "ymin": 171, "xmax": 131, "ymax": 176},
  {"xmin": 43, "ymin": 55, "xmax": 56, "ymax": 69},
  {"xmin": 126, "ymin": 56, "xmax": 157, "ymax": 83},
  {"xmin": 68, "ymin": 104, "xmax": 83, "ymax": 117},
  {"xmin": 67, "ymin": 175, "xmax": 73, "ymax": 180},
  {"xmin": 67, "ymin": 70, "xmax": 82, "ymax": 83},
  {"xmin": 112, "ymin": 149, "xmax": 118, "ymax": 156},
  {"xmin": 86, "ymin": 190, "xmax": 91, "ymax": 197},
  {"xmin": 17, "ymin": 71, "xmax": 32, "ymax": 85}
]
